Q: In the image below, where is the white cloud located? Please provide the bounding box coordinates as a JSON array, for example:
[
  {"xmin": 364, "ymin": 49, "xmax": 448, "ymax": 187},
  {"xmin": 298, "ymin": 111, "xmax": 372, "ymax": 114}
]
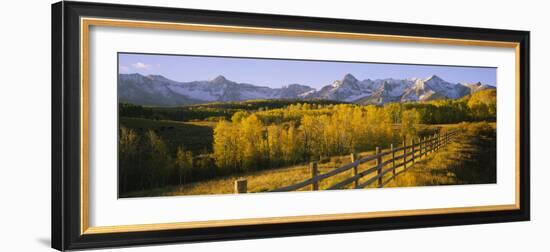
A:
[{"xmin": 131, "ymin": 62, "xmax": 152, "ymax": 69}]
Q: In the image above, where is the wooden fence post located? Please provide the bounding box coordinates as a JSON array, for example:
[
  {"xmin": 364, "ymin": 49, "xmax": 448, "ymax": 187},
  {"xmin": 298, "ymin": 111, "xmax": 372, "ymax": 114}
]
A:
[
  {"xmin": 350, "ymin": 153, "xmax": 358, "ymax": 188},
  {"xmin": 433, "ymin": 133, "xmax": 437, "ymax": 152},
  {"xmin": 422, "ymin": 137, "xmax": 427, "ymax": 157},
  {"xmin": 426, "ymin": 136, "xmax": 432, "ymax": 153},
  {"xmin": 435, "ymin": 134, "xmax": 441, "ymax": 151},
  {"xmin": 402, "ymin": 138, "xmax": 407, "ymax": 170},
  {"xmin": 391, "ymin": 144, "xmax": 396, "ymax": 176},
  {"xmin": 420, "ymin": 137, "xmax": 426, "ymax": 158},
  {"xmin": 418, "ymin": 137, "xmax": 421, "ymax": 155},
  {"xmin": 376, "ymin": 147, "xmax": 382, "ymax": 187},
  {"xmin": 427, "ymin": 135, "xmax": 431, "ymax": 154},
  {"xmin": 419, "ymin": 137, "xmax": 422, "ymax": 158},
  {"xmin": 411, "ymin": 138, "xmax": 415, "ymax": 164},
  {"xmin": 426, "ymin": 136, "xmax": 433, "ymax": 154},
  {"xmin": 432, "ymin": 134, "xmax": 436, "ymax": 152},
  {"xmin": 311, "ymin": 162, "xmax": 319, "ymax": 191},
  {"xmin": 234, "ymin": 178, "xmax": 247, "ymax": 194}
]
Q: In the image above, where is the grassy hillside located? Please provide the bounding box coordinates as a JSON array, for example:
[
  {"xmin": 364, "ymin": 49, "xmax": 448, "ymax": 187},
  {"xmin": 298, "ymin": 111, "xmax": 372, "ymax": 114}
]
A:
[
  {"xmin": 119, "ymin": 117, "xmax": 215, "ymax": 154},
  {"xmin": 385, "ymin": 122, "xmax": 496, "ymax": 187},
  {"xmin": 121, "ymin": 147, "xmax": 384, "ymax": 197}
]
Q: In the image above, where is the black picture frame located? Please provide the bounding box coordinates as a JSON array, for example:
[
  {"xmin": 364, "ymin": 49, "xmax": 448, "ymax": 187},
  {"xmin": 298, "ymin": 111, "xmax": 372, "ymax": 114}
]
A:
[{"xmin": 52, "ymin": 1, "xmax": 530, "ymax": 251}]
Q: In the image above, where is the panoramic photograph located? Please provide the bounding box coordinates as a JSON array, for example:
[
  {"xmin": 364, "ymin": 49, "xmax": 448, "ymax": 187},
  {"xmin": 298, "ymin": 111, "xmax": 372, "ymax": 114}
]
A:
[{"xmin": 117, "ymin": 53, "xmax": 497, "ymax": 198}]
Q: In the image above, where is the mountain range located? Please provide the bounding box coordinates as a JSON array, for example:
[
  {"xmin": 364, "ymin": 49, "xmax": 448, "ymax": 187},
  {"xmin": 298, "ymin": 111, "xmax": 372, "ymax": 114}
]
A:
[{"xmin": 118, "ymin": 73, "xmax": 495, "ymax": 106}]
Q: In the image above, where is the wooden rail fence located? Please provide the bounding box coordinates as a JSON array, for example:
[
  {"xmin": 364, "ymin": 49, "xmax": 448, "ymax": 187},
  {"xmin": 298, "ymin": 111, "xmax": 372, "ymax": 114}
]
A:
[{"xmin": 234, "ymin": 130, "xmax": 458, "ymax": 193}]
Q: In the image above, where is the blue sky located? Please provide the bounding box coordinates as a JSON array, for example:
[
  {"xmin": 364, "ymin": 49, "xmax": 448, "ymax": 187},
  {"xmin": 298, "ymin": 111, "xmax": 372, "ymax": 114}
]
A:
[{"xmin": 119, "ymin": 53, "xmax": 497, "ymax": 88}]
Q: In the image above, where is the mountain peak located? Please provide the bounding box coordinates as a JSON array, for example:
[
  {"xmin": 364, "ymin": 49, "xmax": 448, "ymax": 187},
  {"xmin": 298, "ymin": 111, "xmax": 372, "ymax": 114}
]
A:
[
  {"xmin": 343, "ymin": 73, "xmax": 358, "ymax": 82},
  {"xmin": 327, "ymin": 73, "xmax": 362, "ymax": 93},
  {"xmin": 426, "ymin": 74, "xmax": 443, "ymax": 82},
  {"xmin": 211, "ymin": 75, "xmax": 229, "ymax": 84}
]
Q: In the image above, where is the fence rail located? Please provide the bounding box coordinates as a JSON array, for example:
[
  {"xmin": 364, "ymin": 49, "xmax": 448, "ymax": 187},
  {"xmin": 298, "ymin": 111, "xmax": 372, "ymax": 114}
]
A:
[{"xmin": 234, "ymin": 130, "xmax": 459, "ymax": 193}]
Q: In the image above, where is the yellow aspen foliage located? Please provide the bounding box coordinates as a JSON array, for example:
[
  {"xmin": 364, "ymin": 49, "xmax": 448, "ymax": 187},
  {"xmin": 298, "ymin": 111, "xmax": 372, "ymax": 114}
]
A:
[
  {"xmin": 213, "ymin": 120, "xmax": 241, "ymax": 172},
  {"xmin": 238, "ymin": 115, "xmax": 265, "ymax": 171},
  {"xmin": 267, "ymin": 124, "xmax": 283, "ymax": 167},
  {"xmin": 214, "ymin": 103, "xmax": 411, "ymax": 172},
  {"xmin": 401, "ymin": 109, "xmax": 420, "ymax": 139}
]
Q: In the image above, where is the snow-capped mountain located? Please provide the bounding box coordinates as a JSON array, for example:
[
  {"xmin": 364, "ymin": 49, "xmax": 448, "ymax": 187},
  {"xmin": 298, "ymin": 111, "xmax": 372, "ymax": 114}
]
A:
[
  {"xmin": 309, "ymin": 73, "xmax": 494, "ymax": 105},
  {"xmin": 395, "ymin": 75, "xmax": 471, "ymax": 103},
  {"xmin": 118, "ymin": 73, "xmax": 201, "ymax": 106},
  {"xmin": 118, "ymin": 73, "xmax": 316, "ymax": 106},
  {"xmin": 311, "ymin": 74, "xmax": 371, "ymax": 101},
  {"xmin": 307, "ymin": 74, "xmax": 420, "ymax": 103},
  {"xmin": 118, "ymin": 73, "xmax": 495, "ymax": 106}
]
